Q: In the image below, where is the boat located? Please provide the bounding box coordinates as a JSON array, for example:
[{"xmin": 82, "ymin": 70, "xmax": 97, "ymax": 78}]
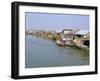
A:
[{"xmin": 56, "ymin": 40, "xmax": 65, "ymax": 46}]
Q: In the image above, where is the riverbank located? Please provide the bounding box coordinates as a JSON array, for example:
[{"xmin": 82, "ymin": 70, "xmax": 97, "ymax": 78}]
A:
[{"xmin": 26, "ymin": 32, "xmax": 89, "ymax": 51}]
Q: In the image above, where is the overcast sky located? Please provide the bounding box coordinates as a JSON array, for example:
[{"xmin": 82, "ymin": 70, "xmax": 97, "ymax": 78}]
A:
[{"xmin": 25, "ymin": 12, "xmax": 89, "ymax": 31}]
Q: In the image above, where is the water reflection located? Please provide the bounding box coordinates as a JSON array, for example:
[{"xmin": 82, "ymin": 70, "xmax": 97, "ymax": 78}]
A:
[{"xmin": 25, "ymin": 35, "xmax": 89, "ymax": 68}]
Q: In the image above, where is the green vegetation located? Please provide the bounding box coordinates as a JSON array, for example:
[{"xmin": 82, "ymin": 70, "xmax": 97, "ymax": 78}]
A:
[{"xmin": 52, "ymin": 35, "xmax": 57, "ymax": 41}]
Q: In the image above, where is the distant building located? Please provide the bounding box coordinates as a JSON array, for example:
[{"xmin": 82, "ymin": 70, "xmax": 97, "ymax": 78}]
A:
[
  {"xmin": 74, "ymin": 32, "xmax": 90, "ymax": 48},
  {"xmin": 61, "ymin": 29, "xmax": 74, "ymax": 41},
  {"xmin": 83, "ymin": 32, "xmax": 89, "ymax": 40},
  {"xmin": 76, "ymin": 30, "xmax": 89, "ymax": 35},
  {"xmin": 57, "ymin": 29, "xmax": 79, "ymax": 46},
  {"xmin": 83, "ymin": 32, "xmax": 90, "ymax": 47},
  {"xmin": 61, "ymin": 29, "xmax": 79, "ymax": 40}
]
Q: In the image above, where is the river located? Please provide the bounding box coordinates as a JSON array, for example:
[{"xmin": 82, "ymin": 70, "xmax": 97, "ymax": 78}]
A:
[{"xmin": 25, "ymin": 35, "xmax": 89, "ymax": 68}]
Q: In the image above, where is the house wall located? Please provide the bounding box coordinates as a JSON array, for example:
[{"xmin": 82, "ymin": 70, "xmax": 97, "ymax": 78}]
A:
[{"xmin": 74, "ymin": 38, "xmax": 83, "ymax": 47}]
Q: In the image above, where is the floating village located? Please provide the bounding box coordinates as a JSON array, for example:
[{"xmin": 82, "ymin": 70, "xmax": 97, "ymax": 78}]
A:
[{"xmin": 26, "ymin": 29, "xmax": 89, "ymax": 50}]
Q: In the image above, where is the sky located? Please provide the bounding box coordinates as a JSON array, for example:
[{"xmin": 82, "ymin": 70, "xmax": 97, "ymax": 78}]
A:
[{"xmin": 25, "ymin": 12, "xmax": 89, "ymax": 32}]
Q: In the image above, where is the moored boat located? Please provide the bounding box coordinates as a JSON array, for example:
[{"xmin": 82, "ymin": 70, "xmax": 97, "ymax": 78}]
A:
[{"xmin": 56, "ymin": 40, "xmax": 65, "ymax": 46}]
